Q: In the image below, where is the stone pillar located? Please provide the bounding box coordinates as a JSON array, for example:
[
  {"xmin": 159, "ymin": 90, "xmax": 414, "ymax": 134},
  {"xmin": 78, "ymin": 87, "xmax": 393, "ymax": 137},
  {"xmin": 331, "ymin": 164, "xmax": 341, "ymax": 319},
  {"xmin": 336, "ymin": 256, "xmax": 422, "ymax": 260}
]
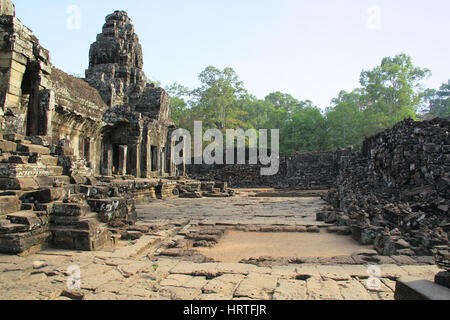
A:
[
  {"xmin": 118, "ymin": 145, "xmax": 128, "ymax": 176},
  {"xmin": 37, "ymin": 89, "xmax": 54, "ymax": 138},
  {"xmin": 127, "ymin": 144, "xmax": 141, "ymax": 178},
  {"xmin": 160, "ymin": 148, "xmax": 165, "ymax": 176},
  {"xmin": 156, "ymin": 147, "xmax": 161, "ymax": 175},
  {"xmin": 101, "ymin": 143, "xmax": 112, "ymax": 176},
  {"xmin": 141, "ymin": 134, "xmax": 150, "ymax": 178}
]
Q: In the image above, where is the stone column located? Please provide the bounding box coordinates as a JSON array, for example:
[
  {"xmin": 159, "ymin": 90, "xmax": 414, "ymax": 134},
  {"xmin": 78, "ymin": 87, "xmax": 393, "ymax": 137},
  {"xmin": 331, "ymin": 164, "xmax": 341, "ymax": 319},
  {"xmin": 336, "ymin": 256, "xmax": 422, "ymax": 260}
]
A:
[
  {"xmin": 101, "ymin": 143, "xmax": 112, "ymax": 176},
  {"xmin": 141, "ymin": 134, "xmax": 150, "ymax": 178},
  {"xmin": 118, "ymin": 145, "xmax": 128, "ymax": 175},
  {"xmin": 156, "ymin": 147, "xmax": 161, "ymax": 175},
  {"xmin": 127, "ymin": 144, "xmax": 141, "ymax": 178}
]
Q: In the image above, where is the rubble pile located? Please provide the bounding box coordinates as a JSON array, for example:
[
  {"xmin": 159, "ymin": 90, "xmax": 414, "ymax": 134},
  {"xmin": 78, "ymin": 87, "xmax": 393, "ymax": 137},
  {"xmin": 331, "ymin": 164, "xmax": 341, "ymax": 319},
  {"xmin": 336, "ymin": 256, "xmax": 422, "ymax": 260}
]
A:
[{"xmin": 323, "ymin": 118, "xmax": 450, "ymax": 256}]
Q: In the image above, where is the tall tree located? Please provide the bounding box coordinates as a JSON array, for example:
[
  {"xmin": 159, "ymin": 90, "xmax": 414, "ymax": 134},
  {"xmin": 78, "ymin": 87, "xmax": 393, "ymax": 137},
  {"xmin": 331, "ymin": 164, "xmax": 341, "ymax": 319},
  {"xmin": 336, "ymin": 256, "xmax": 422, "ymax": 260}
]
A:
[
  {"xmin": 191, "ymin": 66, "xmax": 247, "ymax": 131},
  {"xmin": 427, "ymin": 80, "xmax": 450, "ymax": 118},
  {"xmin": 359, "ymin": 53, "xmax": 431, "ymax": 135}
]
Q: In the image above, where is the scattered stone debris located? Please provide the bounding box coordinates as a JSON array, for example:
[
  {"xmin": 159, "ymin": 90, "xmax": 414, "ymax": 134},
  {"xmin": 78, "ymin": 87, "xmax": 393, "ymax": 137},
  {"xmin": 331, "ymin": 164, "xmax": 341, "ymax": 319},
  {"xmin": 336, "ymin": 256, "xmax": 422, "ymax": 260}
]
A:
[{"xmin": 323, "ymin": 118, "xmax": 450, "ymax": 257}]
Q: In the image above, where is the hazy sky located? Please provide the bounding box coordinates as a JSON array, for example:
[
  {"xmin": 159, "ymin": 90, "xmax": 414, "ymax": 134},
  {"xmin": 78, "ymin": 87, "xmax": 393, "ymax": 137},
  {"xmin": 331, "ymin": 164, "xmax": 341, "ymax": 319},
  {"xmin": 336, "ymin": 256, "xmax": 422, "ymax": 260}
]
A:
[{"xmin": 12, "ymin": 0, "xmax": 450, "ymax": 109}]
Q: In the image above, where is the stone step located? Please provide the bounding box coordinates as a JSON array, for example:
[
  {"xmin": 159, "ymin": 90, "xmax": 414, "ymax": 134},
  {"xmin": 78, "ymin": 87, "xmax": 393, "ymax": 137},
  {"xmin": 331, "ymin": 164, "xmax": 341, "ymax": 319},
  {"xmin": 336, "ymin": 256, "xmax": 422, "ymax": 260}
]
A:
[
  {"xmin": 0, "ymin": 195, "xmax": 21, "ymax": 216},
  {"xmin": 77, "ymin": 185, "xmax": 109, "ymax": 197},
  {"xmin": 0, "ymin": 219, "xmax": 30, "ymax": 234},
  {"xmin": 0, "ymin": 139, "xmax": 17, "ymax": 153},
  {"xmin": 34, "ymin": 175, "xmax": 71, "ymax": 188},
  {"xmin": 40, "ymin": 155, "xmax": 59, "ymax": 166},
  {"xmin": 0, "ymin": 178, "xmax": 39, "ymax": 191},
  {"xmin": 86, "ymin": 198, "xmax": 129, "ymax": 222},
  {"xmin": 0, "ymin": 229, "xmax": 51, "ymax": 254},
  {"xmin": 50, "ymin": 211, "xmax": 98, "ymax": 226},
  {"xmin": 52, "ymin": 202, "xmax": 90, "ymax": 217},
  {"xmin": 16, "ymin": 143, "xmax": 51, "ymax": 155},
  {"xmin": 6, "ymin": 210, "xmax": 48, "ymax": 229},
  {"xmin": 0, "ymin": 163, "xmax": 63, "ymax": 178},
  {"xmin": 2, "ymin": 133, "xmax": 25, "ymax": 143},
  {"xmin": 51, "ymin": 225, "xmax": 113, "ymax": 251},
  {"xmin": 20, "ymin": 188, "xmax": 65, "ymax": 204}
]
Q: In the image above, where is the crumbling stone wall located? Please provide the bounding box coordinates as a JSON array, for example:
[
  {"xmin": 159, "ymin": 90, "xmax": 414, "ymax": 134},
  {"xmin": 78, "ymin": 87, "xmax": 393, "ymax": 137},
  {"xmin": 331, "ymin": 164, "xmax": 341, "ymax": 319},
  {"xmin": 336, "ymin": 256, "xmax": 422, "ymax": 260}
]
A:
[
  {"xmin": 187, "ymin": 150, "xmax": 351, "ymax": 190},
  {"xmin": 0, "ymin": 3, "xmax": 185, "ymax": 255},
  {"xmin": 323, "ymin": 118, "xmax": 450, "ymax": 256}
]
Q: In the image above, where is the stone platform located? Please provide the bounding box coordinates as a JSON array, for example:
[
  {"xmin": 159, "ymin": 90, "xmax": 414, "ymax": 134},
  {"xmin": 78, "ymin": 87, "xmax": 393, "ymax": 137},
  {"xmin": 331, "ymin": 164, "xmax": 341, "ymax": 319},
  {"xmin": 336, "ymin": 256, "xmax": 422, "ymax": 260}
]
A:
[{"xmin": 0, "ymin": 193, "xmax": 443, "ymax": 300}]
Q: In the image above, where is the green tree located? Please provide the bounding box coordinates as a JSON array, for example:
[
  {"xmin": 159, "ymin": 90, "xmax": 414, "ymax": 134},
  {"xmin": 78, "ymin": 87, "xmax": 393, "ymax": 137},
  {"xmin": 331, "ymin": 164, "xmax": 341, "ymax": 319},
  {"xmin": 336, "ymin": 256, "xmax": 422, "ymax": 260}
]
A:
[
  {"xmin": 359, "ymin": 53, "xmax": 431, "ymax": 135},
  {"xmin": 166, "ymin": 82, "xmax": 190, "ymax": 127},
  {"xmin": 326, "ymin": 89, "xmax": 365, "ymax": 148},
  {"xmin": 428, "ymin": 80, "xmax": 450, "ymax": 118},
  {"xmin": 191, "ymin": 66, "xmax": 248, "ymax": 131}
]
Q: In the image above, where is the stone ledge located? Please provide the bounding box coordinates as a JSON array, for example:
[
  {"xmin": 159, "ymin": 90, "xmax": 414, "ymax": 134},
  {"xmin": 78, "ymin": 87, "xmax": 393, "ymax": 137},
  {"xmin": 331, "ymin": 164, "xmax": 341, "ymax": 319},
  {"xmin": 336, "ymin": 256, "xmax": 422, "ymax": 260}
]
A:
[{"xmin": 395, "ymin": 277, "xmax": 450, "ymax": 300}]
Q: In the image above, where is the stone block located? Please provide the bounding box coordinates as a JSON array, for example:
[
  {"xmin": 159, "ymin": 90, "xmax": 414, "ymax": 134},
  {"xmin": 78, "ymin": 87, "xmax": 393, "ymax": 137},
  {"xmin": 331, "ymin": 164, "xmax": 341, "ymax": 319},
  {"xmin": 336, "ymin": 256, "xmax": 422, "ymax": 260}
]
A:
[
  {"xmin": 7, "ymin": 210, "xmax": 48, "ymax": 229},
  {"xmin": 395, "ymin": 278, "xmax": 450, "ymax": 300},
  {"xmin": 52, "ymin": 203, "xmax": 89, "ymax": 217},
  {"xmin": 435, "ymin": 272, "xmax": 450, "ymax": 289},
  {"xmin": 20, "ymin": 188, "xmax": 65, "ymax": 203},
  {"xmin": 0, "ymin": 195, "xmax": 20, "ymax": 215},
  {"xmin": 0, "ymin": 230, "xmax": 51, "ymax": 254}
]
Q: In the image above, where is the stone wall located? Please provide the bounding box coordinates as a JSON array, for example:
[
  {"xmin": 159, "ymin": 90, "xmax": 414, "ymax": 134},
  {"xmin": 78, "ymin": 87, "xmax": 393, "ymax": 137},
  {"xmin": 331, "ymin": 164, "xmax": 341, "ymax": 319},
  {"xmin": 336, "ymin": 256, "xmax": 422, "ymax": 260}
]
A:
[
  {"xmin": 323, "ymin": 118, "xmax": 450, "ymax": 256},
  {"xmin": 187, "ymin": 150, "xmax": 352, "ymax": 190},
  {"xmin": 0, "ymin": 3, "xmax": 185, "ymax": 254}
]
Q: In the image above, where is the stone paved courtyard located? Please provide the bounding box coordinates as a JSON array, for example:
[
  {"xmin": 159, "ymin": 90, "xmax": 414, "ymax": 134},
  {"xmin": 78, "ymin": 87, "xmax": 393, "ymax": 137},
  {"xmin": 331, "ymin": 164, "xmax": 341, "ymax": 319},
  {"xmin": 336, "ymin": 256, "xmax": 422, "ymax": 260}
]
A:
[{"xmin": 0, "ymin": 194, "xmax": 443, "ymax": 300}]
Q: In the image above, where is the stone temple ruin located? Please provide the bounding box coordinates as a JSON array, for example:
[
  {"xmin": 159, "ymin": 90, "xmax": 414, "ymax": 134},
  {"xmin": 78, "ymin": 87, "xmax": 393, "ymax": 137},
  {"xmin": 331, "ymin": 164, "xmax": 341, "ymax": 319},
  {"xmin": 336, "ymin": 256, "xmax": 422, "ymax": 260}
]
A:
[
  {"xmin": 0, "ymin": 1, "xmax": 200, "ymax": 254},
  {"xmin": 0, "ymin": 0, "xmax": 449, "ymax": 300}
]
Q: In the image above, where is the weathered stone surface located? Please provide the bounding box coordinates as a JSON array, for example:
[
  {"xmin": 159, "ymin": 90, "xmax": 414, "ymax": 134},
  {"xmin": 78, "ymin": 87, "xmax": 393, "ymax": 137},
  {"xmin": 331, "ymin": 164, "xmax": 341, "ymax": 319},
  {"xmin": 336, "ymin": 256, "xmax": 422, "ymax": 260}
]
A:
[
  {"xmin": 273, "ymin": 279, "xmax": 307, "ymax": 300},
  {"xmin": 306, "ymin": 277, "xmax": 343, "ymax": 300},
  {"xmin": 324, "ymin": 118, "xmax": 450, "ymax": 256},
  {"xmin": 234, "ymin": 274, "xmax": 279, "ymax": 300}
]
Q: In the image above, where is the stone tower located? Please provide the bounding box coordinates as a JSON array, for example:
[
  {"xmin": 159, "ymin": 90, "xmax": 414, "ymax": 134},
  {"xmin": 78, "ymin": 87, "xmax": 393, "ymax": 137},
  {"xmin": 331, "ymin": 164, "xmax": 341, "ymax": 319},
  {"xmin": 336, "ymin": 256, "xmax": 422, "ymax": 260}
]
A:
[
  {"xmin": 0, "ymin": 0, "xmax": 15, "ymax": 16},
  {"xmin": 85, "ymin": 11, "xmax": 147, "ymax": 108}
]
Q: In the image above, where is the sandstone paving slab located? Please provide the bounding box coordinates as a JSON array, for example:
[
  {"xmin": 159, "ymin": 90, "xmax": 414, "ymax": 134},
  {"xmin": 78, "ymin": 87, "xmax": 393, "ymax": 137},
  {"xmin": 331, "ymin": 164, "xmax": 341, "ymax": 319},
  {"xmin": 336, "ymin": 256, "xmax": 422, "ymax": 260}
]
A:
[
  {"xmin": 214, "ymin": 262, "xmax": 261, "ymax": 275},
  {"xmin": 336, "ymin": 279, "xmax": 373, "ymax": 300},
  {"xmin": 202, "ymin": 274, "xmax": 246, "ymax": 295},
  {"xmin": 317, "ymin": 265, "xmax": 351, "ymax": 280},
  {"xmin": 195, "ymin": 293, "xmax": 234, "ymax": 300},
  {"xmin": 378, "ymin": 264, "xmax": 406, "ymax": 279},
  {"xmin": 295, "ymin": 264, "xmax": 321, "ymax": 278},
  {"xmin": 272, "ymin": 279, "xmax": 307, "ymax": 300},
  {"xmin": 84, "ymin": 292, "xmax": 119, "ymax": 300},
  {"xmin": 399, "ymin": 265, "xmax": 441, "ymax": 281},
  {"xmin": 95, "ymin": 279, "xmax": 134, "ymax": 294},
  {"xmin": 341, "ymin": 265, "xmax": 371, "ymax": 278},
  {"xmin": 158, "ymin": 286, "xmax": 202, "ymax": 300},
  {"xmin": 306, "ymin": 277, "xmax": 343, "ymax": 300},
  {"xmin": 81, "ymin": 269, "xmax": 124, "ymax": 291},
  {"xmin": 234, "ymin": 274, "xmax": 279, "ymax": 300},
  {"xmin": 363, "ymin": 275, "xmax": 394, "ymax": 297},
  {"xmin": 118, "ymin": 286, "xmax": 154, "ymax": 298},
  {"xmin": 381, "ymin": 278, "xmax": 397, "ymax": 292},
  {"xmin": 117, "ymin": 261, "xmax": 154, "ymax": 278},
  {"xmin": 271, "ymin": 265, "xmax": 299, "ymax": 278},
  {"xmin": 160, "ymin": 274, "xmax": 208, "ymax": 290},
  {"xmin": 169, "ymin": 261, "xmax": 220, "ymax": 278}
]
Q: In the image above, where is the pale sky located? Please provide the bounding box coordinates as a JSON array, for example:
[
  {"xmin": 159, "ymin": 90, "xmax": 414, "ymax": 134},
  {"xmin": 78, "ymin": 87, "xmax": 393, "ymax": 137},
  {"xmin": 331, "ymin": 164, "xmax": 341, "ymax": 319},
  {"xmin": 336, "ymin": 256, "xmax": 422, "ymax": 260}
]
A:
[{"xmin": 12, "ymin": 0, "xmax": 450, "ymax": 109}]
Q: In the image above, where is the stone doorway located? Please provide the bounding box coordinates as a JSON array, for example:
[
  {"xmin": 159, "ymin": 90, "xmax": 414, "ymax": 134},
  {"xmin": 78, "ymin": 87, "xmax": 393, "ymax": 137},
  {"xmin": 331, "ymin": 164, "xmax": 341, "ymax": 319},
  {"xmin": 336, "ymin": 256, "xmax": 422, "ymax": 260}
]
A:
[{"xmin": 22, "ymin": 62, "xmax": 39, "ymax": 136}]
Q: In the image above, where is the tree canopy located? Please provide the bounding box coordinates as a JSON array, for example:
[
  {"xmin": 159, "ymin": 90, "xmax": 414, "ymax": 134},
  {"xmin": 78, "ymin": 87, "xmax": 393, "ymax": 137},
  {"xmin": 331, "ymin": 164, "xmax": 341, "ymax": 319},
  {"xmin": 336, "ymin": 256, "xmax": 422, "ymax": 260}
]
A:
[{"xmin": 165, "ymin": 54, "xmax": 445, "ymax": 154}]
